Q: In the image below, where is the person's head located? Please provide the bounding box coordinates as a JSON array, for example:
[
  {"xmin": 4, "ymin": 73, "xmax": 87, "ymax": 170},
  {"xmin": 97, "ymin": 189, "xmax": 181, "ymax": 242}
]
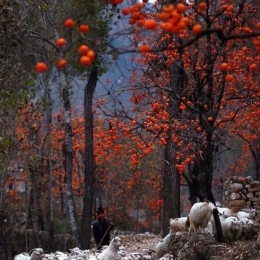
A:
[{"xmin": 96, "ymin": 207, "xmax": 105, "ymax": 220}]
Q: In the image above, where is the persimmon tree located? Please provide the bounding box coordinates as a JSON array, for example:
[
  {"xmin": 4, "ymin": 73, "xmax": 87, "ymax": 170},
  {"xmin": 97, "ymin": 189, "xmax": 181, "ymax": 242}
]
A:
[
  {"xmin": 0, "ymin": 0, "xmax": 90, "ymax": 253},
  {"xmin": 31, "ymin": 0, "xmax": 122, "ymax": 249},
  {"xmin": 101, "ymin": 0, "xmax": 260, "ymax": 238},
  {"xmin": 5, "ymin": 0, "xmax": 127, "ymax": 250},
  {"xmin": 3, "ymin": 0, "xmax": 260, "ymax": 254}
]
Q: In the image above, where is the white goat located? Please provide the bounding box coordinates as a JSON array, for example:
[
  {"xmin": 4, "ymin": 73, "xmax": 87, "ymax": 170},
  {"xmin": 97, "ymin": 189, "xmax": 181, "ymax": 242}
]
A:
[
  {"xmin": 14, "ymin": 248, "xmax": 44, "ymax": 260},
  {"xmin": 14, "ymin": 253, "xmax": 30, "ymax": 260},
  {"xmin": 169, "ymin": 217, "xmax": 188, "ymax": 233},
  {"xmin": 221, "ymin": 216, "xmax": 243, "ymax": 241},
  {"xmin": 240, "ymin": 217, "xmax": 257, "ymax": 238},
  {"xmin": 95, "ymin": 236, "xmax": 121, "ymax": 260},
  {"xmin": 236, "ymin": 209, "xmax": 256, "ymax": 220},
  {"xmin": 186, "ymin": 201, "xmax": 217, "ymax": 236},
  {"xmin": 217, "ymin": 207, "xmax": 233, "ymax": 218},
  {"xmin": 204, "ymin": 221, "xmax": 214, "ymax": 235},
  {"xmin": 42, "ymin": 252, "xmax": 68, "ymax": 260},
  {"xmin": 155, "ymin": 231, "xmax": 175, "ymax": 259}
]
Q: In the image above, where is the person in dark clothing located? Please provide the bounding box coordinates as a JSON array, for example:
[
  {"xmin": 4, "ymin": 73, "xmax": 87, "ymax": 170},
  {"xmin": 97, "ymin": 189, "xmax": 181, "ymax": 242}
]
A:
[{"xmin": 92, "ymin": 207, "xmax": 114, "ymax": 249}]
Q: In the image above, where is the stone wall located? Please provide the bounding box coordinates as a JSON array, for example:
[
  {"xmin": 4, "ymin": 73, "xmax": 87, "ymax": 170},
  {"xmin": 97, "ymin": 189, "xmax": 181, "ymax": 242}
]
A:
[{"xmin": 223, "ymin": 175, "xmax": 260, "ymax": 218}]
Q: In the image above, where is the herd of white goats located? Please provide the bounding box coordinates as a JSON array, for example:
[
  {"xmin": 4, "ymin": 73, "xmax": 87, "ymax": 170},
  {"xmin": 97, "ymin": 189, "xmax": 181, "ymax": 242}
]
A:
[{"xmin": 14, "ymin": 201, "xmax": 259, "ymax": 260}]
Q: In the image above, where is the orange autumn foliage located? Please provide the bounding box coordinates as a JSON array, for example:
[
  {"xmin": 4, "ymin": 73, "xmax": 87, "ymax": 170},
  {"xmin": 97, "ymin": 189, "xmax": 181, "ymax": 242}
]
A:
[
  {"xmin": 8, "ymin": 0, "xmax": 260, "ymax": 236},
  {"xmin": 117, "ymin": 0, "xmax": 260, "ymax": 185}
]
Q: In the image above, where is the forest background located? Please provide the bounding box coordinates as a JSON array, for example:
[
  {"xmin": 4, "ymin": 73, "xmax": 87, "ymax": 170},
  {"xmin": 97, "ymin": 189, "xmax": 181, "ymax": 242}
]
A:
[{"xmin": 1, "ymin": 0, "xmax": 260, "ymax": 258}]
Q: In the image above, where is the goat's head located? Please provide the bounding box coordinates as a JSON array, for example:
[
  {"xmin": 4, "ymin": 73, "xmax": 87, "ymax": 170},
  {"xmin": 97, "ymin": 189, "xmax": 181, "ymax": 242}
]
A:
[
  {"xmin": 111, "ymin": 236, "xmax": 121, "ymax": 249},
  {"xmin": 30, "ymin": 248, "xmax": 44, "ymax": 260}
]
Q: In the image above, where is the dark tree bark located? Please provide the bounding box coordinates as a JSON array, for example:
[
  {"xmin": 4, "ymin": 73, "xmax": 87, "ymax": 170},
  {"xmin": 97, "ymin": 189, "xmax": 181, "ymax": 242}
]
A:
[
  {"xmin": 36, "ymin": 173, "xmax": 44, "ymax": 231},
  {"xmin": 182, "ymin": 12, "xmax": 225, "ymax": 242},
  {"xmin": 248, "ymin": 139, "xmax": 260, "ymax": 181},
  {"xmin": 184, "ymin": 172, "xmax": 200, "ymax": 205},
  {"xmin": 185, "ymin": 135, "xmax": 224, "ymax": 242},
  {"xmin": 27, "ymin": 167, "xmax": 36, "ymax": 229},
  {"xmin": 162, "ymin": 134, "xmax": 180, "ymax": 237},
  {"xmin": 27, "ymin": 166, "xmax": 44, "ymax": 231},
  {"xmin": 162, "ymin": 45, "xmax": 185, "ymax": 236},
  {"xmin": 44, "ymin": 83, "xmax": 55, "ymax": 252},
  {"xmin": 80, "ymin": 67, "xmax": 98, "ymax": 249}
]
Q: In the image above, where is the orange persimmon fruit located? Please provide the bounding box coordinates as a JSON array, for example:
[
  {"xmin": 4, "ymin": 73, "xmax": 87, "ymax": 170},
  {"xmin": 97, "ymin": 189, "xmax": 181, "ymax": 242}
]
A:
[
  {"xmin": 137, "ymin": 19, "xmax": 145, "ymax": 27},
  {"xmin": 144, "ymin": 19, "xmax": 157, "ymax": 30},
  {"xmin": 78, "ymin": 45, "xmax": 89, "ymax": 55},
  {"xmin": 198, "ymin": 2, "xmax": 206, "ymax": 10},
  {"xmin": 192, "ymin": 24, "xmax": 202, "ymax": 34},
  {"xmin": 243, "ymin": 26, "xmax": 252, "ymax": 33},
  {"xmin": 64, "ymin": 18, "xmax": 75, "ymax": 28},
  {"xmin": 162, "ymin": 4, "xmax": 174, "ymax": 13},
  {"xmin": 80, "ymin": 56, "xmax": 92, "ymax": 66},
  {"xmin": 129, "ymin": 18, "xmax": 136, "ymax": 25},
  {"xmin": 122, "ymin": 8, "xmax": 129, "ymax": 15},
  {"xmin": 250, "ymin": 63, "xmax": 258, "ymax": 71},
  {"xmin": 176, "ymin": 3, "xmax": 186, "ymax": 13},
  {"xmin": 220, "ymin": 62, "xmax": 228, "ymax": 71},
  {"xmin": 181, "ymin": 17, "xmax": 190, "ymax": 26},
  {"xmin": 36, "ymin": 62, "xmax": 47, "ymax": 73},
  {"xmin": 226, "ymin": 5, "xmax": 233, "ymax": 13},
  {"xmin": 225, "ymin": 74, "xmax": 234, "ymax": 82},
  {"xmin": 79, "ymin": 24, "xmax": 90, "ymax": 33},
  {"xmin": 242, "ymin": 46, "xmax": 248, "ymax": 52},
  {"xmin": 55, "ymin": 38, "xmax": 66, "ymax": 47},
  {"xmin": 112, "ymin": 0, "xmax": 123, "ymax": 4},
  {"xmin": 139, "ymin": 44, "xmax": 150, "ymax": 52},
  {"xmin": 57, "ymin": 59, "xmax": 67, "ymax": 69},
  {"xmin": 87, "ymin": 50, "xmax": 95, "ymax": 61}
]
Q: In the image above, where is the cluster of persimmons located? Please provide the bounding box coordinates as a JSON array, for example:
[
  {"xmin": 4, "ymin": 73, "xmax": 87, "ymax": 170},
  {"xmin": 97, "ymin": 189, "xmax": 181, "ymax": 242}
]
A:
[
  {"xmin": 35, "ymin": 18, "xmax": 95, "ymax": 73},
  {"xmin": 34, "ymin": 0, "xmax": 260, "ymax": 179},
  {"xmin": 113, "ymin": 0, "xmax": 260, "ymax": 177}
]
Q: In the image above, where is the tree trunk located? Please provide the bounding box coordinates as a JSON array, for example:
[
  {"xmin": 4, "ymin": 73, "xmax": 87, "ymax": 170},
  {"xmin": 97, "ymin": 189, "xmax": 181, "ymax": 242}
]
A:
[
  {"xmin": 27, "ymin": 167, "xmax": 36, "ymax": 229},
  {"xmin": 162, "ymin": 133, "xmax": 180, "ymax": 237},
  {"xmin": 182, "ymin": 164, "xmax": 198, "ymax": 205},
  {"xmin": 80, "ymin": 67, "xmax": 98, "ymax": 249},
  {"xmin": 27, "ymin": 167, "xmax": 44, "ymax": 230},
  {"xmin": 161, "ymin": 45, "xmax": 184, "ymax": 236},
  {"xmin": 60, "ymin": 71, "xmax": 81, "ymax": 247},
  {"xmin": 249, "ymin": 139, "xmax": 260, "ymax": 181},
  {"xmin": 44, "ymin": 83, "xmax": 55, "ymax": 252},
  {"xmin": 36, "ymin": 172, "xmax": 44, "ymax": 230},
  {"xmin": 192, "ymin": 132, "xmax": 224, "ymax": 242},
  {"xmin": 188, "ymin": 16, "xmax": 224, "ymax": 242}
]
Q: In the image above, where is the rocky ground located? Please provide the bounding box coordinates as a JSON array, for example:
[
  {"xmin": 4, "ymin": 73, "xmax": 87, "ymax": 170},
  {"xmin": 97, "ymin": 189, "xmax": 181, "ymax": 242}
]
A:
[
  {"xmin": 117, "ymin": 232, "xmax": 160, "ymax": 253},
  {"xmin": 12, "ymin": 231, "xmax": 260, "ymax": 260},
  {"xmin": 113, "ymin": 232, "xmax": 260, "ymax": 260}
]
